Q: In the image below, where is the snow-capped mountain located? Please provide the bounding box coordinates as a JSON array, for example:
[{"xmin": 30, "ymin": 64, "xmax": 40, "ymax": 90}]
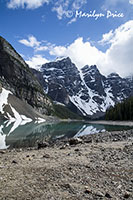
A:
[{"xmin": 32, "ymin": 57, "xmax": 133, "ymax": 119}]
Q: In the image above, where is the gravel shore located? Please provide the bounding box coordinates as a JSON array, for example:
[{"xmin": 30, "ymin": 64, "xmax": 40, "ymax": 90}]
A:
[{"xmin": 0, "ymin": 130, "xmax": 133, "ymax": 200}]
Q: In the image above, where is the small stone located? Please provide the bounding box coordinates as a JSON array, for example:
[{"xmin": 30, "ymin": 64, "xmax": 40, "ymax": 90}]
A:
[
  {"xmin": 0, "ymin": 151, "xmax": 6, "ymax": 154},
  {"xmin": 75, "ymin": 148, "xmax": 80, "ymax": 152},
  {"xmin": 12, "ymin": 160, "xmax": 17, "ymax": 164},
  {"xmin": 123, "ymin": 192, "xmax": 130, "ymax": 199},
  {"xmin": 60, "ymin": 145, "xmax": 66, "ymax": 150},
  {"xmin": 84, "ymin": 189, "xmax": 91, "ymax": 194},
  {"xmin": 38, "ymin": 142, "xmax": 48, "ymax": 149},
  {"xmin": 105, "ymin": 192, "xmax": 112, "ymax": 198},
  {"xmin": 85, "ymin": 165, "xmax": 90, "ymax": 169},
  {"xmin": 78, "ymin": 152, "xmax": 82, "ymax": 156},
  {"xmin": 101, "ymin": 148, "xmax": 105, "ymax": 151},
  {"xmin": 84, "ymin": 186, "xmax": 91, "ymax": 194},
  {"xmin": 43, "ymin": 154, "xmax": 50, "ymax": 158},
  {"xmin": 69, "ymin": 138, "xmax": 82, "ymax": 146},
  {"xmin": 84, "ymin": 138, "xmax": 92, "ymax": 143}
]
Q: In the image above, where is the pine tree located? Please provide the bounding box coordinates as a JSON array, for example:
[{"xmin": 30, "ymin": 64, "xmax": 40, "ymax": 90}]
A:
[{"xmin": 105, "ymin": 96, "xmax": 133, "ymax": 121}]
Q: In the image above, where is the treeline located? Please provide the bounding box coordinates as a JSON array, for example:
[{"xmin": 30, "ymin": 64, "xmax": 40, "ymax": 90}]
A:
[
  {"xmin": 53, "ymin": 104, "xmax": 82, "ymax": 120},
  {"xmin": 105, "ymin": 96, "xmax": 133, "ymax": 121}
]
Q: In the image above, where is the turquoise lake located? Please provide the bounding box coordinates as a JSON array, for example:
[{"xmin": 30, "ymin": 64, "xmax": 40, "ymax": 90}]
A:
[{"xmin": 0, "ymin": 120, "xmax": 132, "ymax": 149}]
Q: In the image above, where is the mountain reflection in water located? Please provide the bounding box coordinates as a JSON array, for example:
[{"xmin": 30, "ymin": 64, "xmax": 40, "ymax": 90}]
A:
[{"xmin": 0, "ymin": 120, "xmax": 132, "ymax": 149}]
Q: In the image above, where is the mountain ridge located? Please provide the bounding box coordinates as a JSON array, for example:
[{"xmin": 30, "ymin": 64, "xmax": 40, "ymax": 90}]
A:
[
  {"xmin": 32, "ymin": 57, "xmax": 133, "ymax": 119},
  {"xmin": 0, "ymin": 36, "xmax": 57, "ymax": 124},
  {"xmin": 0, "ymin": 36, "xmax": 53, "ymax": 116}
]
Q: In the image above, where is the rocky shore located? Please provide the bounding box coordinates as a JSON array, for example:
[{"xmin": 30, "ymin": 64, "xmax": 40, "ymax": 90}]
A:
[{"xmin": 0, "ymin": 129, "xmax": 133, "ymax": 200}]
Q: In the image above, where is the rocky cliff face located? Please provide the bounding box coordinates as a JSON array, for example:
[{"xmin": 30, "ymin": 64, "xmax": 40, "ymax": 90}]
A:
[
  {"xmin": 32, "ymin": 57, "xmax": 133, "ymax": 119},
  {"xmin": 0, "ymin": 36, "xmax": 53, "ymax": 115}
]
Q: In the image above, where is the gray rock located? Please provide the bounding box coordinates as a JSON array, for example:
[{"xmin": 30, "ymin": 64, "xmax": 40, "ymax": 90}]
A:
[
  {"xmin": 69, "ymin": 138, "xmax": 82, "ymax": 145},
  {"xmin": 37, "ymin": 142, "xmax": 49, "ymax": 149}
]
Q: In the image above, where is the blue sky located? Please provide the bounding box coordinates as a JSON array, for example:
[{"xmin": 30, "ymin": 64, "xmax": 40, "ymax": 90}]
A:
[{"xmin": 0, "ymin": 0, "xmax": 133, "ymax": 77}]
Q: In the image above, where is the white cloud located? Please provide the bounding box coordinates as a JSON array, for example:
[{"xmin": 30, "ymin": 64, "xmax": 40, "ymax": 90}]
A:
[
  {"xmin": 35, "ymin": 46, "xmax": 48, "ymax": 51},
  {"xmin": 19, "ymin": 35, "xmax": 49, "ymax": 52},
  {"xmin": 50, "ymin": 37, "xmax": 104, "ymax": 68},
  {"xmin": 19, "ymin": 36, "xmax": 50, "ymax": 70},
  {"xmin": 19, "ymin": 21, "xmax": 133, "ymax": 77},
  {"xmin": 52, "ymin": 5, "xmax": 66, "ymax": 20},
  {"xmin": 67, "ymin": 17, "xmax": 77, "ymax": 25},
  {"xmin": 98, "ymin": 20, "xmax": 133, "ymax": 77},
  {"xmin": 49, "ymin": 20, "xmax": 133, "ymax": 77},
  {"xmin": 7, "ymin": 0, "xmax": 87, "ymax": 23},
  {"xmin": 99, "ymin": 30, "xmax": 114, "ymax": 45},
  {"xmin": 26, "ymin": 55, "xmax": 49, "ymax": 70},
  {"xmin": 129, "ymin": 0, "xmax": 133, "ymax": 5},
  {"xmin": 7, "ymin": 0, "xmax": 50, "ymax": 9},
  {"xmin": 52, "ymin": 0, "xmax": 72, "ymax": 20},
  {"xmin": 72, "ymin": 0, "xmax": 87, "ymax": 10},
  {"xmin": 52, "ymin": 0, "xmax": 86, "ymax": 21},
  {"xmin": 19, "ymin": 35, "xmax": 40, "ymax": 48}
]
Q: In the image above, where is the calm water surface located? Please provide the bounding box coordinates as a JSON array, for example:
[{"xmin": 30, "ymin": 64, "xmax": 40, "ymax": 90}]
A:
[{"xmin": 0, "ymin": 120, "xmax": 132, "ymax": 149}]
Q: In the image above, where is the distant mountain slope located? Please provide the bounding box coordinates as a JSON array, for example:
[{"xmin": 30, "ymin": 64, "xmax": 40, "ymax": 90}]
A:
[
  {"xmin": 0, "ymin": 36, "xmax": 53, "ymax": 116},
  {"xmin": 0, "ymin": 83, "xmax": 47, "ymax": 123},
  {"xmin": 32, "ymin": 57, "xmax": 133, "ymax": 119}
]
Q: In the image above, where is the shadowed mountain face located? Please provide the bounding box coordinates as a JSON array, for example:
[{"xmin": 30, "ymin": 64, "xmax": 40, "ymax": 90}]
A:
[
  {"xmin": 32, "ymin": 57, "xmax": 133, "ymax": 119},
  {"xmin": 0, "ymin": 36, "xmax": 53, "ymax": 117}
]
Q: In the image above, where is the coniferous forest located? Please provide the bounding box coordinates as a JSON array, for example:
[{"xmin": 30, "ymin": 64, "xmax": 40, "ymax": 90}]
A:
[{"xmin": 105, "ymin": 96, "xmax": 133, "ymax": 121}]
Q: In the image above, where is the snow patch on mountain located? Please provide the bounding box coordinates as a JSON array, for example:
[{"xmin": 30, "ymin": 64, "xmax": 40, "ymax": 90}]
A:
[
  {"xmin": 0, "ymin": 88, "xmax": 12, "ymax": 114},
  {"xmin": 101, "ymin": 87, "xmax": 115, "ymax": 112},
  {"xmin": 69, "ymin": 95, "xmax": 99, "ymax": 116},
  {"xmin": 0, "ymin": 87, "xmax": 46, "ymax": 128}
]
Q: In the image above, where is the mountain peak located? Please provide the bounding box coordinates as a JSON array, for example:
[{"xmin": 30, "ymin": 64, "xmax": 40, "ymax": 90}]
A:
[
  {"xmin": 107, "ymin": 73, "xmax": 121, "ymax": 79},
  {"xmin": 55, "ymin": 56, "xmax": 71, "ymax": 62},
  {"xmin": 89, "ymin": 65, "xmax": 98, "ymax": 69},
  {"xmin": 57, "ymin": 56, "xmax": 72, "ymax": 64},
  {"xmin": 0, "ymin": 36, "xmax": 27, "ymax": 68}
]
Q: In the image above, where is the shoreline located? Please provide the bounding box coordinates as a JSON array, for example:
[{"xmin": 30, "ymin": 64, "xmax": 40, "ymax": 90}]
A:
[
  {"xmin": 88, "ymin": 120, "xmax": 133, "ymax": 127},
  {"xmin": 59, "ymin": 119, "xmax": 133, "ymax": 127}
]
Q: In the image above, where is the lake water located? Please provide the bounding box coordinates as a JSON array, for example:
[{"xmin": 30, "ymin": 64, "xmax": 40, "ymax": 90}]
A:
[{"xmin": 0, "ymin": 120, "xmax": 132, "ymax": 149}]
